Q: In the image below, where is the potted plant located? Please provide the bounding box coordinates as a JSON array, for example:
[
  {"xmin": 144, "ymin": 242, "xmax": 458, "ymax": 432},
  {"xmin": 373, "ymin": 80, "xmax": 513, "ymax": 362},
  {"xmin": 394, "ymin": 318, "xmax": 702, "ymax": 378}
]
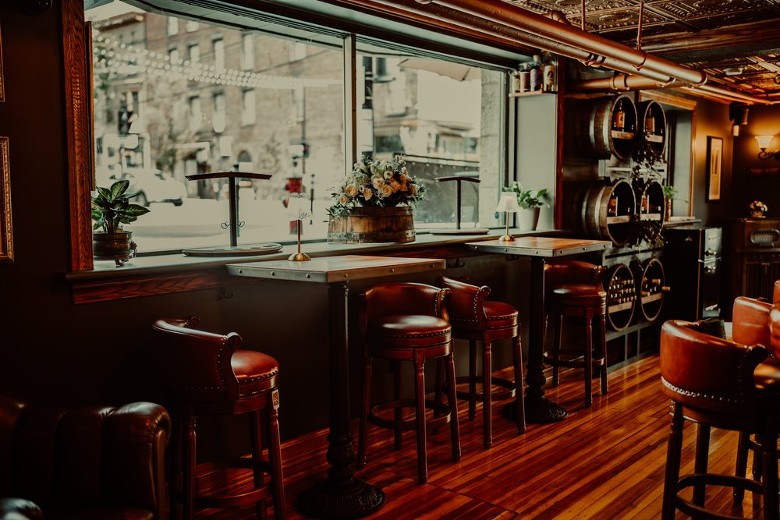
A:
[
  {"xmin": 502, "ymin": 181, "xmax": 549, "ymax": 231},
  {"xmin": 662, "ymin": 184, "xmax": 677, "ymax": 222},
  {"xmin": 92, "ymin": 179, "xmax": 150, "ymax": 266},
  {"xmin": 326, "ymin": 155, "xmax": 426, "ymax": 243}
]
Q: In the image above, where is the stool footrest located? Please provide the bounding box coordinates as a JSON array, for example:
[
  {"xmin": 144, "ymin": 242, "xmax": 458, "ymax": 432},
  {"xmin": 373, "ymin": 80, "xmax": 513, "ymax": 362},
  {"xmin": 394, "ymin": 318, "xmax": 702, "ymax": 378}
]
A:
[
  {"xmin": 454, "ymin": 376, "xmax": 517, "ymax": 402},
  {"xmin": 544, "ymin": 352, "xmax": 605, "ymax": 369},
  {"xmin": 675, "ymin": 473, "xmax": 763, "ymax": 519},
  {"xmin": 369, "ymin": 399, "xmax": 454, "ymax": 432}
]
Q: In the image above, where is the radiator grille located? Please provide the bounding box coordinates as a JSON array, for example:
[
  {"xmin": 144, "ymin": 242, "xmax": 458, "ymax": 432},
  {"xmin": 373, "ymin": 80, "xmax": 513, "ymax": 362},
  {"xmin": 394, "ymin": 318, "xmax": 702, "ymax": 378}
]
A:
[{"xmin": 743, "ymin": 254, "xmax": 780, "ymax": 299}]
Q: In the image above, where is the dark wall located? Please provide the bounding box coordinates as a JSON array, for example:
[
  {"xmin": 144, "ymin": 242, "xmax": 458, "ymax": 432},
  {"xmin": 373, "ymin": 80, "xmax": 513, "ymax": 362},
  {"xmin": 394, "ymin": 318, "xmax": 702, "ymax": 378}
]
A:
[
  {"xmin": 691, "ymin": 100, "xmax": 732, "ymax": 227},
  {"xmin": 730, "ymin": 104, "xmax": 780, "ymax": 218}
]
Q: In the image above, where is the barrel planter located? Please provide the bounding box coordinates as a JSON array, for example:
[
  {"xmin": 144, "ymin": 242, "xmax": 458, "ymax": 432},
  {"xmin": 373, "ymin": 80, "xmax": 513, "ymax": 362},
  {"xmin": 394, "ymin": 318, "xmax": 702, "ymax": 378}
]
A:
[
  {"xmin": 637, "ymin": 257, "xmax": 668, "ymax": 322},
  {"xmin": 327, "ymin": 206, "xmax": 416, "ymax": 243},
  {"xmin": 580, "ymin": 178, "xmax": 636, "ymax": 247},
  {"xmin": 605, "ymin": 263, "xmax": 636, "ymax": 331},
  {"xmin": 637, "ymin": 100, "xmax": 667, "ymax": 158},
  {"xmin": 576, "ymin": 94, "xmax": 637, "ymax": 161}
]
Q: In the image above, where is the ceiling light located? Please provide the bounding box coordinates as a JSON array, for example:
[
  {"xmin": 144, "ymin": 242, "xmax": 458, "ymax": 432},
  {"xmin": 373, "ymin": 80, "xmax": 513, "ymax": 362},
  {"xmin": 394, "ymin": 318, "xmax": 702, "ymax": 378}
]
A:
[{"xmin": 723, "ymin": 67, "xmax": 743, "ymax": 76}]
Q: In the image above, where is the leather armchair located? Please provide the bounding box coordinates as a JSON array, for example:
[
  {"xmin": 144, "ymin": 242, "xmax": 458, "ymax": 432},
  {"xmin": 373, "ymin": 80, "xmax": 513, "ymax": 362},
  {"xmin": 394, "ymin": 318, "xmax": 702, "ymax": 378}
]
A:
[
  {"xmin": 732, "ymin": 295, "xmax": 772, "ymax": 350},
  {"xmin": 0, "ymin": 395, "xmax": 170, "ymax": 520}
]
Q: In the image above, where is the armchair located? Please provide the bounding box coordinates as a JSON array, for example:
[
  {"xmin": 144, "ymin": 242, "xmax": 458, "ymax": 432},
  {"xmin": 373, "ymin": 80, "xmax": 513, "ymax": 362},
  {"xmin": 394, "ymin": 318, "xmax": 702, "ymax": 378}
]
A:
[{"xmin": 0, "ymin": 395, "xmax": 170, "ymax": 520}]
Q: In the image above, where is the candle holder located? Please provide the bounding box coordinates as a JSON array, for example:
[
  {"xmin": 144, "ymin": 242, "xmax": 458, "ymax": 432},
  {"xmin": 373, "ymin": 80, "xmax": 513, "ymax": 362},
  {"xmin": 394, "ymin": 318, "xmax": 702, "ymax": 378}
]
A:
[
  {"xmin": 287, "ymin": 193, "xmax": 311, "ymax": 261},
  {"xmin": 496, "ymin": 193, "xmax": 521, "ymax": 242}
]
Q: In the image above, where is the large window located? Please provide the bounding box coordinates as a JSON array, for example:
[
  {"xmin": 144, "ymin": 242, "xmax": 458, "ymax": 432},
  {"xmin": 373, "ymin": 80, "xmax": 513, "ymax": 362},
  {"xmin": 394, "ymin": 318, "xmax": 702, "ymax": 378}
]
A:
[{"xmin": 85, "ymin": 1, "xmax": 512, "ymax": 256}]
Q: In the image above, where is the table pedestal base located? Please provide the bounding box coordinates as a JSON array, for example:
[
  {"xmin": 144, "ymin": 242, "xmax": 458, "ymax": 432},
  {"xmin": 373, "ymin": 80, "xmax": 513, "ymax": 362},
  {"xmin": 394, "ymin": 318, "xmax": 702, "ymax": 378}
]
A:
[
  {"xmin": 503, "ymin": 397, "xmax": 567, "ymax": 424},
  {"xmin": 296, "ymin": 478, "xmax": 385, "ymax": 519}
]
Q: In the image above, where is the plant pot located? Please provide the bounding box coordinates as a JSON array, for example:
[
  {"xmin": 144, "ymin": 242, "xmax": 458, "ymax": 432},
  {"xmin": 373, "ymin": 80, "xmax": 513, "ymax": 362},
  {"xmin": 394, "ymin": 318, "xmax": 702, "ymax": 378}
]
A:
[
  {"xmin": 327, "ymin": 206, "xmax": 415, "ymax": 243},
  {"xmin": 517, "ymin": 207, "xmax": 541, "ymax": 231},
  {"xmin": 93, "ymin": 231, "xmax": 136, "ymax": 267}
]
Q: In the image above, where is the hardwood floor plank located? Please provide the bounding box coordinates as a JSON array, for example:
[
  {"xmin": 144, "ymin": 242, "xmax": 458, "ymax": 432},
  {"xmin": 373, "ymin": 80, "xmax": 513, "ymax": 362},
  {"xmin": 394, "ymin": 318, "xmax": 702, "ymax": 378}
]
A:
[{"xmin": 194, "ymin": 354, "xmax": 768, "ymax": 519}]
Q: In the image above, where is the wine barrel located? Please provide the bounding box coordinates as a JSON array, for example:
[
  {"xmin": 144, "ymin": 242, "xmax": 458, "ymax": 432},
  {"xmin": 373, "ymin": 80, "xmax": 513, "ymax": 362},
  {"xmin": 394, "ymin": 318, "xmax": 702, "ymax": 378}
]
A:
[
  {"xmin": 576, "ymin": 94, "xmax": 637, "ymax": 161},
  {"xmin": 635, "ymin": 179, "xmax": 665, "ymax": 226},
  {"xmin": 637, "ymin": 257, "xmax": 667, "ymax": 322},
  {"xmin": 327, "ymin": 206, "xmax": 415, "ymax": 243},
  {"xmin": 580, "ymin": 179, "xmax": 636, "ymax": 246},
  {"xmin": 605, "ymin": 263, "xmax": 636, "ymax": 331},
  {"xmin": 637, "ymin": 100, "xmax": 667, "ymax": 157}
]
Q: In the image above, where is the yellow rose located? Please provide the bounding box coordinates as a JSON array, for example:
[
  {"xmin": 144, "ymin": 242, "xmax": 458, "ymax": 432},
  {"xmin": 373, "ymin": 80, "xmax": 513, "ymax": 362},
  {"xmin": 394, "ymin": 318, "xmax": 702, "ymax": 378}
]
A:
[
  {"xmin": 345, "ymin": 184, "xmax": 359, "ymax": 198},
  {"xmin": 380, "ymin": 184, "xmax": 394, "ymax": 197},
  {"xmin": 362, "ymin": 187, "xmax": 373, "ymax": 200}
]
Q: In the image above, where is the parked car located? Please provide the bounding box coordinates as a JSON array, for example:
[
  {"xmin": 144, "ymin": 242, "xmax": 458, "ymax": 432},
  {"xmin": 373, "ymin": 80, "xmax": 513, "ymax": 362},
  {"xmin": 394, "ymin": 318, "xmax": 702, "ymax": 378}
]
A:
[{"xmin": 98, "ymin": 167, "xmax": 188, "ymax": 207}]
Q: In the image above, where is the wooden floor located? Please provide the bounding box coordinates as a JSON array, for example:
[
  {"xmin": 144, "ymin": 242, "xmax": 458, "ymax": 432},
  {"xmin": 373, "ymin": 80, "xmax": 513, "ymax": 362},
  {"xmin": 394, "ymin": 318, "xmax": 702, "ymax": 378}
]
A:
[{"xmin": 197, "ymin": 354, "xmax": 766, "ymax": 519}]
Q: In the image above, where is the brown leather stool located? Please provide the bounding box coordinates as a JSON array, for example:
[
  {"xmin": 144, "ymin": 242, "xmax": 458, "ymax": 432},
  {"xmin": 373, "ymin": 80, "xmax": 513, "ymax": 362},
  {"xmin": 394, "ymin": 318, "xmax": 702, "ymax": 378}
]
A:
[
  {"xmin": 153, "ymin": 317, "xmax": 286, "ymax": 520},
  {"xmin": 660, "ymin": 320, "xmax": 780, "ymax": 520},
  {"xmin": 356, "ymin": 282, "xmax": 461, "ymax": 484},
  {"xmin": 437, "ymin": 276, "xmax": 525, "ymax": 449},
  {"xmin": 543, "ymin": 260, "xmax": 608, "ymax": 407}
]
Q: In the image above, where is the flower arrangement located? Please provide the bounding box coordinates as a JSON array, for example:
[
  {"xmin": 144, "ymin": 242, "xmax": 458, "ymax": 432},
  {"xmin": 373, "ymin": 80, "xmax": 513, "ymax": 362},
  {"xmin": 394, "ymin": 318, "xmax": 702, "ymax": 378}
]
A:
[
  {"xmin": 502, "ymin": 181, "xmax": 549, "ymax": 209},
  {"xmin": 327, "ymin": 156, "xmax": 426, "ymax": 216},
  {"xmin": 749, "ymin": 200, "xmax": 768, "ymax": 218}
]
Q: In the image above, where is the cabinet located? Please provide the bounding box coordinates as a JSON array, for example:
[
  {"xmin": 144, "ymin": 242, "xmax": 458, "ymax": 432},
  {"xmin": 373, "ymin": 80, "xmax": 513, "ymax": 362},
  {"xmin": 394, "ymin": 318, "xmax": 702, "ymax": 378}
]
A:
[
  {"xmin": 723, "ymin": 218, "xmax": 780, "ymax": 316},
  {"xmin": 662, "ymin": 226, "xmax": 722, "ymax": 321}
]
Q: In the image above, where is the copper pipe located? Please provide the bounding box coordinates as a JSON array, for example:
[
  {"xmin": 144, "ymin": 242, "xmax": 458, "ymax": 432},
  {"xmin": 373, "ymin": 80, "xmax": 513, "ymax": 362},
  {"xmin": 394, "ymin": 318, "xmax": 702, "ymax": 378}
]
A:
[
  {"xmin": 576, "ymin": 75, "xmax": 684, "ymax": 92},
  {"xmin": 426, "ymin": 0, "xmax": 706, "ymax": 85}
]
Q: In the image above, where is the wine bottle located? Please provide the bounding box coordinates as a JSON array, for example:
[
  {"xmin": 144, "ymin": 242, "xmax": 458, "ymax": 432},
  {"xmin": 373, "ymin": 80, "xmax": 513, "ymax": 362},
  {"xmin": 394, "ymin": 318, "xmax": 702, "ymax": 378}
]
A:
[
  {"xmin": 613, "ymin": 98, "xmax": 626, "ymax": 132},
  {"xmin": 529, "ymin": 55, "xmax": 542, "ymax": 92}
]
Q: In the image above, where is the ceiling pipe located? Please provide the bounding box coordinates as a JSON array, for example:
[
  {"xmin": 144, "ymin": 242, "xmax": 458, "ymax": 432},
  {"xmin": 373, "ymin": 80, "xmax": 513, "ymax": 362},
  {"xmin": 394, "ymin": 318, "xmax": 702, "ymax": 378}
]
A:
[
  {"xmin": 575, "ymin": 74, "xmax": 686, "ymax": 92},
  {"xmin": 417, "ymin": 0, "xmax": 707, "ymax": 86},
  {"xmin": 336, "ymin": 0, "xmax": 682, "ymax": 83},
  {"xmin": 332, "ymin": 0, "xmax": 775, "ymax": 104}
]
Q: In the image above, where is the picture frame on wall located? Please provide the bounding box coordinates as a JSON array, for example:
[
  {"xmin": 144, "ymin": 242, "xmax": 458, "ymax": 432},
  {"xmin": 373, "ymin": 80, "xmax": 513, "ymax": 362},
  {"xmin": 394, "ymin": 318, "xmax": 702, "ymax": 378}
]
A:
[
  {"xmin": 707, "ymin": 136, "xmax": 722, "ymax": 201},
  {"xmin": 0, "ymin": 24, "xmax": 4, "ymax": 102},
  {"xmin": 0, "ymin": 137, "xmax": 13, "ymax": 262}
]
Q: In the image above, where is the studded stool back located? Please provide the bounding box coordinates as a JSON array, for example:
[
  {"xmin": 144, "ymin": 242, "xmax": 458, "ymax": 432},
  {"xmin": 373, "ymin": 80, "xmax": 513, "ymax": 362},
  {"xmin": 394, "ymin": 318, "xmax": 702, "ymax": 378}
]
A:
[
  {"xmin": 153, "ymin": 317, "xmax": 286, "ymax": 520},
  {"xmin": 437, "ymin": 276, "xmax": 525, "ymax": 449},
  {"xmin": 660, "ymin": 320, "xmax": 779, "ymax": 520},
  {"xmin": 543, "ymin": 260, "xmax": 608, "ymax": 407},
  {"xmin": 356, "ymin": 282, "xmax": 460, "ymax": 484}
]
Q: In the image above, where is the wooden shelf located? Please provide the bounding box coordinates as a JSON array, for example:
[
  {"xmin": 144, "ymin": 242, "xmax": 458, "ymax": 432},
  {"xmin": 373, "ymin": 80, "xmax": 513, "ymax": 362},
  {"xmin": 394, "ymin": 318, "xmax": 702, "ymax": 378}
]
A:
[
  {"xmin": 607, "ymin": 215, "xmax": 633, "ymax": 224},
  {"xmin": 509, "ymin": 90, "xmax": 552, "ymax": 98},
  {"xmin": 609, "ymin": 301, "xmax": 635, "ymax": 313},
  {"xmin": 610, "ymin": 130, "xmax": 635, "ymax": 140},
  {"xmin": 641, "ymin": 293, "xmax": 663, "ymax": 304},
  {"xmin": 646, "ymin": 134, "xmax": 664, "ymax": 143}
]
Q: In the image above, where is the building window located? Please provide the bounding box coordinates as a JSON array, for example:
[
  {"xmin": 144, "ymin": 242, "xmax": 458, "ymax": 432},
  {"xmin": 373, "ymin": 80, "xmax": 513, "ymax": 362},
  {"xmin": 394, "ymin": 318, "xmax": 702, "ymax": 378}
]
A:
[
  {"xmin": 242, "ymin": 33, "xmax": 254, "ymax": 70},
  {"xmin": 187, "ymin": 43, "xmax": 199, "ymax": 64},
  {"xmin": 166, "ymin": 16, "xmax": 178, "ymax": 36},
  {"xmin": 81, "ymin": 0, "xmax": 510, "ymax": 259},
  {"xmin": 242, "ymin": 89, "xmax": 256, "ymax": 126},
  {"xmin": 213, "ymin": 38, "xmax": 224, "ymax": 71},
  {"xmin": 185, "ymin": 20, "xmax": 198, "ymax": 32}
]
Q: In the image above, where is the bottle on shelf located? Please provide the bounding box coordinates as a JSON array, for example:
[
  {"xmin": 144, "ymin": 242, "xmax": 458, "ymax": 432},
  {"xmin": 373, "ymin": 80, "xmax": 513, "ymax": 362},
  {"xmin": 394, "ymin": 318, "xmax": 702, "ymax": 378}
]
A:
[
  {"xmin": 529, "ymin": 55, "xmax": 542, "ymax": 92},
  {"xmin": 608, "ymin": 195, "xmax": 618, "ymax": 216},
  {"xmin": 612, "ymin": 98, "xmax": 626, "ymax": 132},
  {"xmin": 542, "ymin": 53, "xmax": 556, "ymax": 92},
  {"xmin": 515, "ymin": 63, "xmax": 530, "ymax": 93}
]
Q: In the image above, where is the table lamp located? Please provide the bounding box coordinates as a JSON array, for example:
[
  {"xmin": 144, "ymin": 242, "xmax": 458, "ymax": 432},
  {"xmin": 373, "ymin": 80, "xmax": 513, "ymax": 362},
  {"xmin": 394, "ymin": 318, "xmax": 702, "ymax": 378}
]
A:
[
  {"xmin": 496, "ymin": 193, "xmax": 521, "ymax": 242},
  {"xmin": 287, "ymin": 193, "xmax": 311, "ymax": 261}
]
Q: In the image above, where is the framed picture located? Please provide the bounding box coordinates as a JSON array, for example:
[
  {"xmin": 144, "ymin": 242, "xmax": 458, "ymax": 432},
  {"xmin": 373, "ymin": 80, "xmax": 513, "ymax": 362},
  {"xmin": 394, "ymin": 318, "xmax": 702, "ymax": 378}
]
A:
[
  {"xmin": 0, "ymin": 137, "xmax": 12, "ymax": 261},
  {"xmin": 707, "ymin": 136, "xmax": 722, "ymax": 201}
]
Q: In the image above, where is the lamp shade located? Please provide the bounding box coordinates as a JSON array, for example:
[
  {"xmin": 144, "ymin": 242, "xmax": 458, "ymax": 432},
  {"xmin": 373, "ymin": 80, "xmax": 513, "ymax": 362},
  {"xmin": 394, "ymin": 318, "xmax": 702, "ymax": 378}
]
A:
[
  {"xmin": 496, "ymin": 193, "xmax": 521, "ymax": 213},
  {"xmin": 756, "ymin": 135, "xmax": 775, "ymax": 150}
]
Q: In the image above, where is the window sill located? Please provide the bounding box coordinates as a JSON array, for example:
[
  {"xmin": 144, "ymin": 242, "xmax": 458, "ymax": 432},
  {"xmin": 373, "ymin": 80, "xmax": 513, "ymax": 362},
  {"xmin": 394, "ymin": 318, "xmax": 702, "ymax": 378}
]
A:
[{"xmin": 66, "ymin": 229, "xmax": 559, "ymax": 304}]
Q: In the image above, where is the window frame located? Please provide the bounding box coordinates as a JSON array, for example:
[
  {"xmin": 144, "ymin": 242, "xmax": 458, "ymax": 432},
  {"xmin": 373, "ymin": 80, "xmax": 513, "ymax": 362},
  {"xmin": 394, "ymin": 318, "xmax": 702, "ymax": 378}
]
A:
[{"xmin": 66, "ymin": 0, "xmax": 527, "ymax": 272}]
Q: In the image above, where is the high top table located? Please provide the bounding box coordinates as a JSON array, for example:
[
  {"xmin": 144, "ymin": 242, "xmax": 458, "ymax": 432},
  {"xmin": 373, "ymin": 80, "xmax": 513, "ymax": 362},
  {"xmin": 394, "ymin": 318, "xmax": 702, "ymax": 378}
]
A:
[
  {"xmin": 227, "ymin": 255, "xmax": 446, "ymax": 518},
  {"xmin": 466, "ymin": 237, "xmax": 611, "ymax": 423}
]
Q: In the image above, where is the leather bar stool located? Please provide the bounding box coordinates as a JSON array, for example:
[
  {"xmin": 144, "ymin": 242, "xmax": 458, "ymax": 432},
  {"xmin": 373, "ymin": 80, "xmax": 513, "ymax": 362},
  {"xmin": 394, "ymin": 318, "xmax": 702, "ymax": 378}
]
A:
[
  {"xmin": 660, "ymin": 320, "xmax": 780, "ymax": 520},
  {"xmin": 774, "ymin": 279, "xmax": 780, "ymax": 303},
  {"xmin": 543, "ymin": 260, "xmax": 608, "ymax": 407},
  {"xmin": 152, "ymin": 317, "xmax": 286, "ymax": 520},
  {"xmin": 356, "ymin": 282, "xmax": 461, "ymax": 484},
  {"xmin": 436, "ymin": 276, "xmax": 525, "ymax": 449}
]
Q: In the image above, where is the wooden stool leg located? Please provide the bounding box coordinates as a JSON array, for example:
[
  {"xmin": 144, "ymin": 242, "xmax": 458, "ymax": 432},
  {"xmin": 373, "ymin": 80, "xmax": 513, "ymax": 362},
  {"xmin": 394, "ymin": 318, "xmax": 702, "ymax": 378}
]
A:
[
  {"xmin": 357, "ymin": 353, "xmax": 372, "ymax": 469},
  {"xmin": 693, "ymin": 424, "xmax": 710, "ymax": 506},
  {"xmin": 760, "ymin": 431, "xmax": 779, "ymax": 520},
  {"xmin": 512, "ymin": 334, "xmax": 526, "ymax": 434},
  {"xmin": 267, "ymin": 391, "xmax": 287, "ymax": 520},
  {"xmin": 598, "ymin": 313, "xmax": 608, "ymax": 395},
  {"xmin": 734, "ymin": 432, "xmax": 750, "ymax": 503},
  {"xmin": 414, "ymin": 350, "xmax": 428, "ymax": 484},
  {"xmin": 393, "ymin": 360, "xmax": 403, "ymax": 450},
  {"xmin": 183, "ymin": 414, "xmax": 196, "ymax": 520},
  {"xmin": 468, "ymin": 339, "xmax": 477, "ymax": 421},
  {"xmin": 662, "ymin": 403, "xmax": 684, "ymax": 520},
  {"xmin": 170, "ymin": 414, "xmax": 185, "ymax": 520},
  {"xmin": 446, "ymin": 350, "xmax": 461, "ymax": 463},
  {"xmin": 482, "ymin": 339, "xmax": 493, "ymax": 449},
  {"xmin": 584, "ymin": 311, "xmax": 593, "ymax": 408},
  {"xmin": 249, "ymin": 410, "xmax": 265, "ymax": 520}
]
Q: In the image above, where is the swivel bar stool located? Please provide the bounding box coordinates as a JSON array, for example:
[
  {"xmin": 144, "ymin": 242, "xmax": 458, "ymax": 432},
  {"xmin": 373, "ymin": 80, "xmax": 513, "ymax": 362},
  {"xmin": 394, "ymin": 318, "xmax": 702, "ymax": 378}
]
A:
[
  {"xmin": 152, "ymin": 317, "xmax": 286, "ymax": 520},
  {"xmin": 543, "ymin": 260, "xmax": 608, "ymax": 407},
  {"xmin": 437, "ymin": 276, "xmax": 525, "ymax": 449},
  {"xmin": 356, "ymin": 282, "xmax": 461, "ymax": 484},
  {"xmin": 660, "ymin": 320, "xmax": 780, "ymax": 520}
]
